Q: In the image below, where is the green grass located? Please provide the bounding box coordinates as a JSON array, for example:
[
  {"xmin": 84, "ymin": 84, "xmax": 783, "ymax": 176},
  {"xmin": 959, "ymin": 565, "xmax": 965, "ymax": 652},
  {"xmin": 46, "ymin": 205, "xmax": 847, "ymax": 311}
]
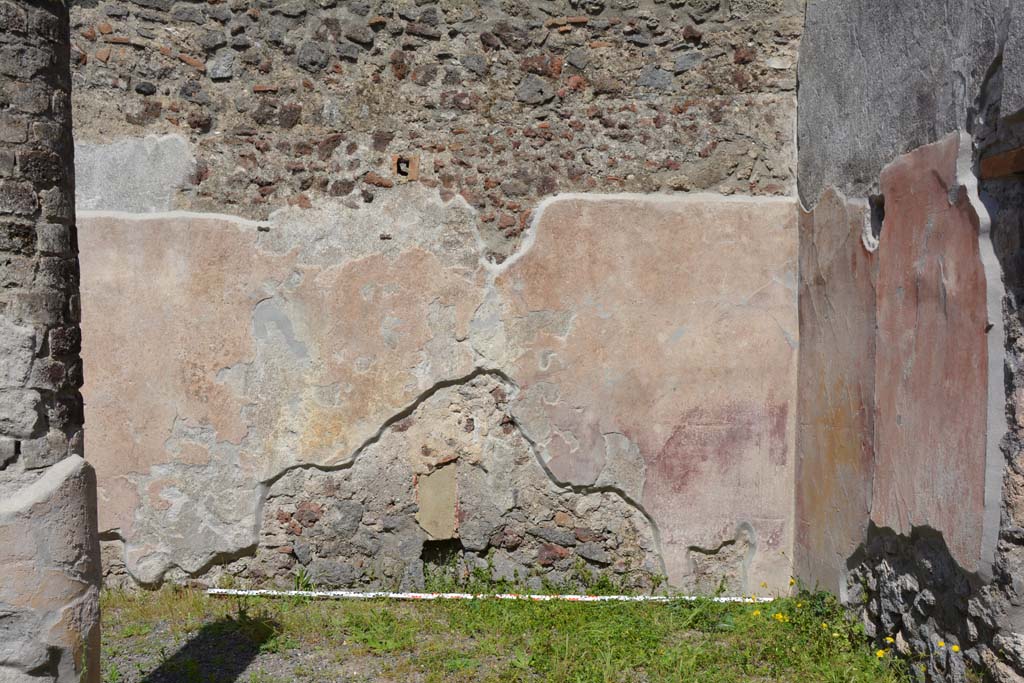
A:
[{"xmin": 101, "ymin": 585, "xmax": 915, "ymax": 683}]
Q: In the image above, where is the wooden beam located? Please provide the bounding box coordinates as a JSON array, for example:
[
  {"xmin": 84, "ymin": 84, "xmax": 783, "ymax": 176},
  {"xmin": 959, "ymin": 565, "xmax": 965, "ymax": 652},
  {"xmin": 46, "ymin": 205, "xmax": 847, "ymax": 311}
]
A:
[{"xmin": 981, "ymin": 146, "xmax": 1024, "ymax": 179}]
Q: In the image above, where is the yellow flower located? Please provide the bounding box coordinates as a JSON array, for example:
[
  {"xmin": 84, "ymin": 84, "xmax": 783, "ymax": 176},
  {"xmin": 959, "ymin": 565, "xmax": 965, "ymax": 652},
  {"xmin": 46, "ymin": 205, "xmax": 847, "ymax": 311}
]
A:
[
  {"xmin": 752, "ymin": 610, "xmax": 761, "ymax": 617},
  {"xmin": 821, "ymin": 622, "xmax": 829, "ymax": 629},
  {"xmin": 876, "ymin": 649, "xmax": 887, "ymax": 658},
  {"xmin": 937, "ymin": 641, "xmax": 945, "ymax": 648},
  {"xmin": 952, "ymin": 645, "xmax": 961, "ymax": 653},
  {"xmin": 789, "ymin": 578, "xmax": 796, "ymax": 586},
  {"xmin": 796, "ymin": 602, "xmax": 803, "ymax": 609},
  {"xmin": 884, "ymin": 637, "xmax": 895, "ymax": 644}
]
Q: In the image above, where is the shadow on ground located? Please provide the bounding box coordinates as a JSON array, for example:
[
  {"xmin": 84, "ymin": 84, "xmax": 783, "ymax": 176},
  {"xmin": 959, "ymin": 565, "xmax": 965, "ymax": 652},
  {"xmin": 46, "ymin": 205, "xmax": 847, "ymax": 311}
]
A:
[{"xmin": 141, "ymin": 610, "xmax": 279, "ymax": 683}]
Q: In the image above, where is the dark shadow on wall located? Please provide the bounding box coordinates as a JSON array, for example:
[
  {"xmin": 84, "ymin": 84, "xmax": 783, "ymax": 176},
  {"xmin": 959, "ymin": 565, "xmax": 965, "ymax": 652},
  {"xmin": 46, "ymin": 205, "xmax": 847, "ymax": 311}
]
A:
[
  {"xmin": 140, "ymin": 611, "xmax": 278, "ymax": 683},
  {"xmin": 844, "ymin": 523, "xmax": 993, "ymax": 681},
  {"xmin": 981, "ymin": 119, "xmax": 1024, "ymax": 443}
]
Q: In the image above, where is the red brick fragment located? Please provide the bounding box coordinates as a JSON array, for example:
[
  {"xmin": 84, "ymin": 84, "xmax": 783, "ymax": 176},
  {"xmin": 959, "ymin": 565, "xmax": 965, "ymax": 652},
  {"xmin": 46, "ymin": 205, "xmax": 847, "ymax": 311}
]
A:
[
  {"xmin": 178, "ymin": 53, "xmax": 205, "ymax": 72},
  {"xmin": 734, "ymin": 46, "xmax": 756, "ymax": 64},
  {"xmin": 537, "ymin": 543, "xmax": 570, "ymax": 566},
  {"xmin": 364, "ymin": 171, "xmax": 394, "ymax": 188},
  {"xmin": 682, "ymin": 24, "xmax": 703, "ymax": 43}
]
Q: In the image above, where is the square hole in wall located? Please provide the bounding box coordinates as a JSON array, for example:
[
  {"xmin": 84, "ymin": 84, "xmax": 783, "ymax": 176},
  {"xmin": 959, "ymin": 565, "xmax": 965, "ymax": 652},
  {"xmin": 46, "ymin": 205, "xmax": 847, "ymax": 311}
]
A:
[{"xmin": 392, "ymin": 154, "xmax": 419, "ymax": 181}]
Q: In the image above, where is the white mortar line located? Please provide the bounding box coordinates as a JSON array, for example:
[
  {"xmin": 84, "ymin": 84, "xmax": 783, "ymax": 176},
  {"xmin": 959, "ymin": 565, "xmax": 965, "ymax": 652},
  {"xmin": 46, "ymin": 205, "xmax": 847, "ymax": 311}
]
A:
[
  {"xmin": 207, "ymin": 588, "xmax": 776, "ymax": 603},
  {"xmin": 77, "ymin": 209, "xmax": 266, "ymax": 227}
]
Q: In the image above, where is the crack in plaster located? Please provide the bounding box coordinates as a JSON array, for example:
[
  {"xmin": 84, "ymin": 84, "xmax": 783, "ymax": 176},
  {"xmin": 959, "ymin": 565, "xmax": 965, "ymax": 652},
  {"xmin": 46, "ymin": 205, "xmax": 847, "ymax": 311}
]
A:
[
  {"xmin": 511, "ymin": 416, "xmax": 669, "ymax": 580},
  {"xmin": 687, "ymin": 521, "xmax": 757, "ymax": 559},
  {"xmin": 87, "ymin": 188, "xmax": 796, "ymax": 588},
  {"xmin": 253, "ymin": 365, "xmax": 669, "ymax": 583},
  {"xmin": 110, "ymin": 368, "xmax": 670, "ymax": 586}
]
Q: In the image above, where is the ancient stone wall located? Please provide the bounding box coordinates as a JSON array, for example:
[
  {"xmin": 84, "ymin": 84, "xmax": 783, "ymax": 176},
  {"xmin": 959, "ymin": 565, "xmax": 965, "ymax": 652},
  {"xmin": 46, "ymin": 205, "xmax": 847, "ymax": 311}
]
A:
[
  {"xmin": 796, "ymin": 1, "xmax": 1024, "ymax": 681},
  {"xmin": 44, "ymin": 0, "xmax": 1024, "ymax": 679},
  {"xmin": 64, "ymin": 0, "xmax": 804, "ymax": 596},
  {"xmin": 0, "ymin": 0, "xmax": 100, "ymax": 681}
]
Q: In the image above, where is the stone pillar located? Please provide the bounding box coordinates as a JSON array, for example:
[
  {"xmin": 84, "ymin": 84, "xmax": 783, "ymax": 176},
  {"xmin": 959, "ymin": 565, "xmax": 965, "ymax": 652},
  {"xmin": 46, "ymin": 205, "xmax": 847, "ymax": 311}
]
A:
[{"xmin": 0, "ymin": 1, "xmax": 100, "ymax": 681}]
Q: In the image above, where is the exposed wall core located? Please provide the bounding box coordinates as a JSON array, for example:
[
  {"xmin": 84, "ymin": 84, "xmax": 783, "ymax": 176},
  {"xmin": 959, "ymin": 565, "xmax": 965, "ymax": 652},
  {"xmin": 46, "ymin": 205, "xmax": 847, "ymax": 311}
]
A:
[{"xmin": 67, "ymin": 0, "xmax": 801, "ymax": 262}]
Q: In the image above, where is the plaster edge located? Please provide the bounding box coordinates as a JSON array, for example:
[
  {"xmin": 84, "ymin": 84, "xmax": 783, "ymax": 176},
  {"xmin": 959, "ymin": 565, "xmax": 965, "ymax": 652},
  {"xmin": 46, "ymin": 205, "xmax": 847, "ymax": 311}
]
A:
[
  {"xmin": 489, "ymin": 191, "xmax": 799, "ymax": 278},
  {"xmin": 959, "ymin": 130, "xmax": 1010, "ymax": 580}
]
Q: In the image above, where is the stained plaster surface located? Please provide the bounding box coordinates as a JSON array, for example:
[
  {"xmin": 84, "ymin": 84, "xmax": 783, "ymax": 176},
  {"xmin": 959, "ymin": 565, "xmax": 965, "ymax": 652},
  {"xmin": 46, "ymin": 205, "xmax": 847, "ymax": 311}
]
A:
[
  {"xmin": 78, "ymin": 185, "xmax": 799, "ymax": 592},
  {"xmin": 795, "ymin": 188, "xmax": 877, "ymax": 595},
  {"xmin": 871, "ymin": 133, "xmax": 1004, "ymax": 576}
]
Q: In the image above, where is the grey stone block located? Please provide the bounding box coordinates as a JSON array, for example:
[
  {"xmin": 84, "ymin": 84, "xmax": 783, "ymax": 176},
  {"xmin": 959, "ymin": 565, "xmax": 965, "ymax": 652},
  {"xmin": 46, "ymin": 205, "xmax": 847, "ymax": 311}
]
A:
[
  {"xmin": 206, "ymin": 50, "xmax": 234, "ymax": 81},
  {"xmin": 0, "ymin": 389, "xmax": 41, "ymax": 439},
  {"xmin": 0, "ymin": 317, "xmax": 35, "ymax": 387},
  {"xmin": 0, "ymin": 180, "xmax": 37, "ymax": 216},
  {"xmin": 515, "ymin": 74, "xmax": 554, "ymax": 105},
  {"xmin": 20, "ymin": 429, "xmax": 69, "ymax": 470},
  {"xmin": 636, "ymin": 65, "xmax": 673, "ymax": 90}
]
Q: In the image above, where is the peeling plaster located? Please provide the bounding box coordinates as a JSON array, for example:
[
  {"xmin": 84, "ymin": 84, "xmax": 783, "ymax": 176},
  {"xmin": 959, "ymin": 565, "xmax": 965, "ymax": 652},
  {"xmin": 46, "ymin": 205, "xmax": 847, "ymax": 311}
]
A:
[{"xmin": 80, "ymin": 190, "xmax": 799, "ymax": 592}]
